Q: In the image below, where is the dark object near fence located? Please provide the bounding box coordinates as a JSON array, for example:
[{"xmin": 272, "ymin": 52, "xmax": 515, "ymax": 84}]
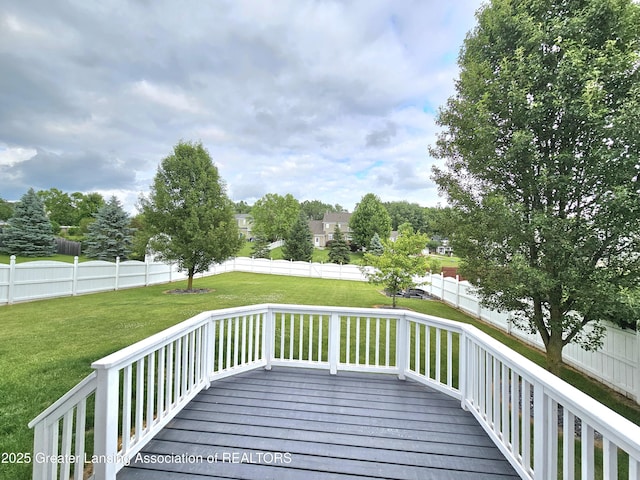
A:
[
  {"xmin": 401, "ymin": 288, "xmax": 433, "ymax": 299},
  {"xmin": 55, "ymin": 237, "xmax": 82, "ymax": 256},
  {"xmin": 441, "ymin": 266, "xmax": 465, "ymax": 281}
]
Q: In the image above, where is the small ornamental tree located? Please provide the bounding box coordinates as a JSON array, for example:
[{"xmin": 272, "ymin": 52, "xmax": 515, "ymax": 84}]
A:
[
  {"xmin": 328, "ymin": 225, "xmax": 350, "ymax": 265},
  {"xmin": 1, "ymin": 188, "xmax": 55, "ymax": 257},
  {"xmin": 85, "ymin": 196, "xmax": 133, "ymax": 261},
  {"xmin": 282, "ymin": 212, "xmax": 314, "ymax": 262},
  {"xmin": 362, "ymin": 223, "xmax": 428, "ymax": 307},
  {"xmin": 141, "ymin": 140, "xmax": 242, "ymax": 290},
  {"xmin": 368, "ymin": 232, "xmax": 384, "ymax": 256}
]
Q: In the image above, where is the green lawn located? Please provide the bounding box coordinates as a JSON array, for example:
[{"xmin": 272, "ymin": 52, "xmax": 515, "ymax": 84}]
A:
[{"xmin": 0, "ymin": 271, "xmax": 638, "ymax": 479}]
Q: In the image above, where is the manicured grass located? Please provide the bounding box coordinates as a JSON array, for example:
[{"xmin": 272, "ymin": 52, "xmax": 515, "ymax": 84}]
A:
[
  {"xmin": 0, "ymin": 272, "xmax": 638, "ymax": 479},
  {"xmin": 428, "ymin": 253, "xmax": 460, "ymax": 269}
]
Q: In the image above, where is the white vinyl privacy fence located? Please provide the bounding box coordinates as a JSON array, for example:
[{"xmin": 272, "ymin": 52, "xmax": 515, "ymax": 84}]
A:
[
  {"xmin": 0, "ymin": 256, "xmax": 189, "ymax": 304},
  {"xmin": 419, "ymin": 272, "xmax": 640, "ymax": 405},
  {"xmin": 1, "ymin": 255, "xmax": 638, "ymax": 404}
]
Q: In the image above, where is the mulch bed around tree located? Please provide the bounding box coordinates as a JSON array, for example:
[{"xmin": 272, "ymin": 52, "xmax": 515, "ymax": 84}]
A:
[{"xmin": 164, "ymin": 288, "xmax": 214, "ymax": 295}]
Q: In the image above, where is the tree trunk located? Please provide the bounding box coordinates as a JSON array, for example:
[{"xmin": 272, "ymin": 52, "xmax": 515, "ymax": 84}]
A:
[
  {"xmin": 545, "ymin": 332, "xmax": 564, "ymax": 376},
  {"xmin": 187, "ymin": 267, "xmax": 194, "ymax": 291}
]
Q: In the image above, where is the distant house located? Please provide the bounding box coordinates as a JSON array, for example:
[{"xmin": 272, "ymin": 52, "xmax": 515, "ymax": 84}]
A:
[
  {"xmin": 309, "ymin": 212, "xmax": 352, "ymax": 248},
  {"xmin": 234, "ymin": 214, "xmax": 253, "ymax": 239},
  {"xmin": 436, "ymin": 239, "xmax": 453, "ymax": 256}
]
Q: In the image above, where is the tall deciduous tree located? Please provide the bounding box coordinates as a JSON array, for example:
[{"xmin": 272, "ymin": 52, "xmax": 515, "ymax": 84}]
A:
[
  {"xmin": 431, "ymin": 0, "xmax": 640, "ymax": 374},
  {"xmin": 328, "ymin": 225, "xmax": 350, "ymax": 265},
  {"xmin": 0, "ymin": 197, "xmax": 14, "ymax": 221},
  {"xmin": 250, "ymin": 193, "xmax": 300, "ymax": 242},
  {"xmin": 349, "ymin": 193, "xmax": 392, "ymax": 250},
  {"xmin": 282, "ymin": 212, "xmax": 314, "ymax": 262},
  {"xmin": 141, "ymin": 141, "xmax": 242, "ymax": 290},
  {"xmin": 362, "ymin": 223, "xmax": 428, "ymax": 308},
  {"xmin": 1, "ymin": 188, "xmax": 55, "ymax": 257},
  {"xmin": 85, "ymin": 196, "xmax": 133, "ymax": 261},
  {"xmin": 300, "ymin": 199, "xmax": 342, "ymax": 220},
  {"xmin": 383, "ymin": 201, "xmax": 429, "ymax": 232}
]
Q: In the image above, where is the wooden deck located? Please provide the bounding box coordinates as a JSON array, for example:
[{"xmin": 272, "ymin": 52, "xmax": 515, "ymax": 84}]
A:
[{"xmin": 117, "ymin": 367, "xmax": 519, "ymax": 480}]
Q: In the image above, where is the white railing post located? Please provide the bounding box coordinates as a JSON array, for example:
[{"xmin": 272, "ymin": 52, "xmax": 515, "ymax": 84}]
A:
[
  {"xmin": 396, "ymin": 314, "xmax": 408, "ymax": 380},
  {"xmin": 533, "ymin": 385, "xmax": 556, "ymax": 480},
  {"xmin": 93, "ymin": 367, "xmax": 120, "ymax": 480},
  {"xmin": 8, "ymin": 254, "xmax": 16, "ymax": 305},
  {"xmin": 264, "ymin": 307, "xmax": 274, "ymax": 370},
  {"xmin": 328, "ymin": 312, "xmax": 340, "ymax": 375},
  {"xmin": 204, "ymin": 317, "xmax": 214, "ymax": 388},
  {"xmin": 31, "ymin": 422, "xmax": 46, "ymax": 479},
  {"xmin": 459, "ymin": 332, "xmax": 468, "ymax": 410},
  {"xmin": 455, "ymin": 275, "xmax": 460, "ymax": 308},
  {"xmin": 72, "ymin": 256, "xmax": 79, "ymax": 296}
]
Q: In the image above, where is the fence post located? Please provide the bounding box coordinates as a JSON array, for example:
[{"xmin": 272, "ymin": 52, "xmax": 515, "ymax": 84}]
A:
[
  {"xmin": 8, "ymin": 255, "xmax": 15, "ymax": 305},
  {"xmin": 635, "ymin": 328, "xmax": 640, "ymax": 404},
  {"xmin": 455, "ymin": 275, "xmax": 461, "ymax": 308},
  {"xmin": 144, "ymin": 255, "xmax": 150, "ymax": 286},
  {"xmin": 114, "ymin": 257, "xmax": 120, "ymax": 291},
  {"xmin": 93, "ymin": 366, "xmax": 120, "ymax": 480},
  {"xmin": 72, "ymin": 256, "xmax": 79, "ymax": 296},
  {"xmin": 328, "ymin": 312, "xmax": 340, "ymax": 375}
]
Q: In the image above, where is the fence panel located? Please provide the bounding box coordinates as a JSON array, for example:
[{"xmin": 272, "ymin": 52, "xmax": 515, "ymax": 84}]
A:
[
  {"xmin": 0, "ymin": 263, "xmax": 10, "ymax": 304},
  {"xmin": 75, "ymin": 261, "xmax": 117, "ymax": 294},
  {"xmin": 12, "ymin": 261, "xmax": 74, "ymax": 302}
]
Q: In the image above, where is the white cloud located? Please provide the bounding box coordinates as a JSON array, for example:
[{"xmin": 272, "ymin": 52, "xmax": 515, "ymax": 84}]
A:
[{"xmin": 0, "ymin": 0, "xmax": 484, "ymax": 211}]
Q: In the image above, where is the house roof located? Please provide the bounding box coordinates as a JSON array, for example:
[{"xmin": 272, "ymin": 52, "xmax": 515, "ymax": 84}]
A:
[
  {"xmin": 322, "ymin": 212, "xmax": 351, "ymax": 223},
  {"xmin": 308, "ymin": 220, "xmax": 324, "ymax": 235}
]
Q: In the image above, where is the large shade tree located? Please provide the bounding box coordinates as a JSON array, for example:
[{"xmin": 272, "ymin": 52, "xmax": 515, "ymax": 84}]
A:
[
  {"xmin": 250, "ymin": 193, "xmax": 300, "ymax": 242},
  {"xmin": 349, "ymin": 193, "xmax": 392, "ymax": 250},
  {"xmin": 431, "ymin": 0, "xmax": 640, "ymax": 374},
  {"xmin": 141, "ymin": 141, "xmax": 242, "ymax": 290}
]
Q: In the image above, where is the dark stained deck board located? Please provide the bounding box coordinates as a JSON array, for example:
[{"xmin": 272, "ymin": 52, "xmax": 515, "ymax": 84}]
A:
[{"xmin": 118, "ymin": 367, "xmax": 519, "ymax": 480}]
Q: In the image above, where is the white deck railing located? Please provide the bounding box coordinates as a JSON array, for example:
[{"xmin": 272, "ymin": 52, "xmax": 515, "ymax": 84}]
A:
[{"xmin": 29, "ymin": 304, "xmax": 640, "ymax": 480}]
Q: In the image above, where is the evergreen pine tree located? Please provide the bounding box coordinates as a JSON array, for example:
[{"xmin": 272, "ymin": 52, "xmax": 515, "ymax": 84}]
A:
[
  {"xmin": 85, "ymin": 196, "xmax": 133, "ymax": 261},
  {"xmin": 0, "ymin": 188, "xmax": 55, "ymax": 257},
  {"xmin": 251, "ymin": 231, "xmax": 271, "ymax": 259},
  {"xmin": 328, "ymin": 226, "xmax": 350, "ymax": 265},
  {"xmin": 368, "ymin": 232, "xmax": 384, "ymax": 256},
  {"xmin": 282, "ymin": 212, "xmax": 314, "ymax": 262}
]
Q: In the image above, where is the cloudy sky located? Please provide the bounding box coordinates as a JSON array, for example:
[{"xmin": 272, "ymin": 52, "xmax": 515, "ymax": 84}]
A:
[{"xmin": 0, "ymin": 0, "xmax": 484, "ymax": 213}]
